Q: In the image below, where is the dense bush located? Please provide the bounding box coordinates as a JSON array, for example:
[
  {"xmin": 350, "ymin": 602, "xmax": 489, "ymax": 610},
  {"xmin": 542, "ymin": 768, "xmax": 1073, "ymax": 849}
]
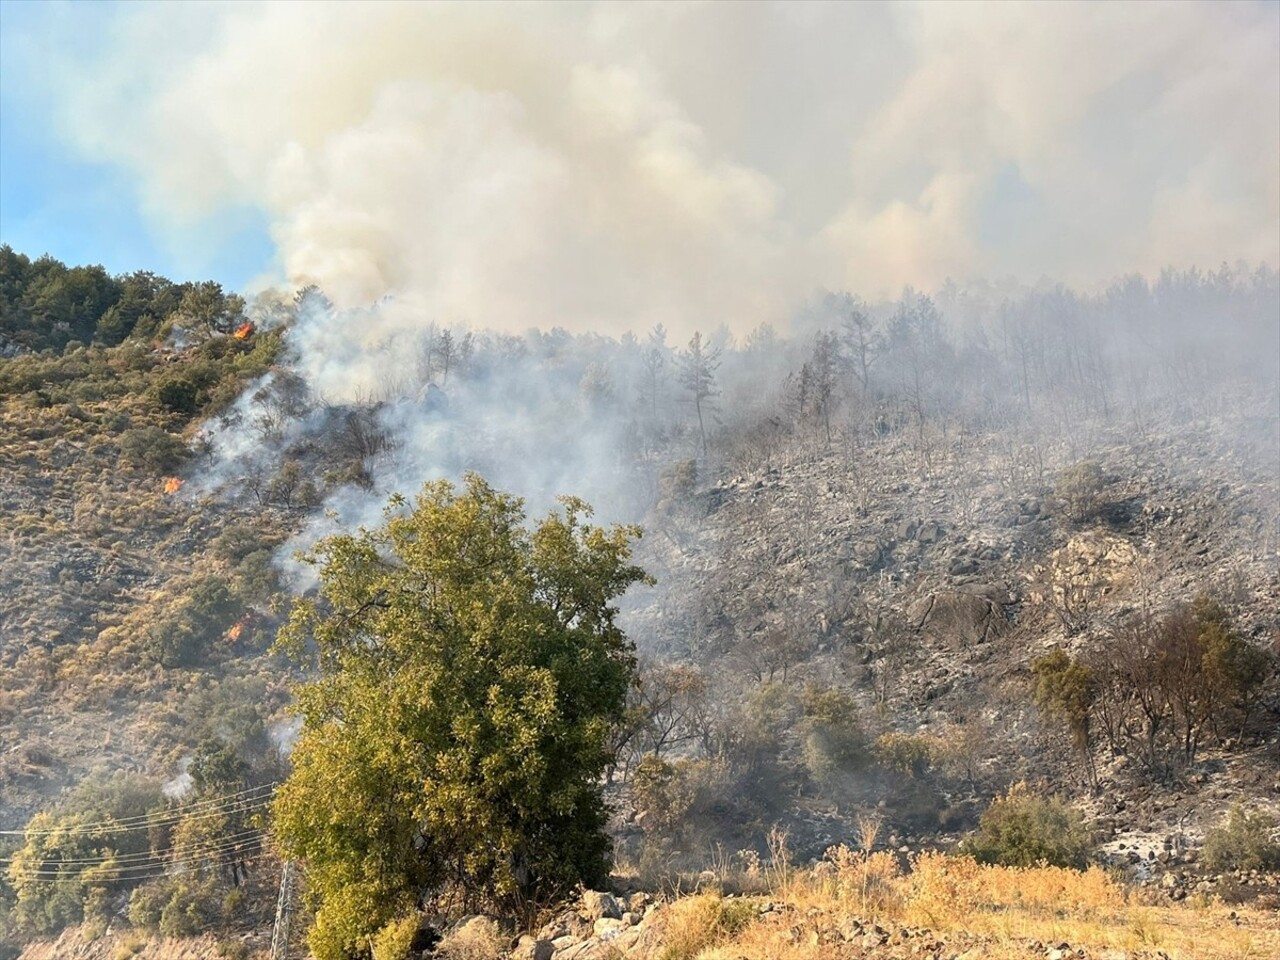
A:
[
  {"xmin": 127, "ymin": 876, "xmax": 223, "ymax": 937},
  {"xmin": 6, "ymin": 774, "xmax": 163, "ymax": 935},
  {"xmin": 153, "ymin": 376, "xmax": 200, "ymax": 415},
  {"xmin": 963, "ymin": 784, "xmax": 1094, "ymax": 869},
  {"xmin": 118, "ymin": 427, "xmax": 188, "ymax": 474},
  {"xmin": 1201, "ymin": 805, "xmax": 1280, "ymax": 872},
  {"xmin": 1053, "ymin": 460, "xmax": 1108, "ymax": 524},
  {"xmin": 874, "ymin": 731, "xmax": 937, "ymax": 779},
  {"xmin": 800, "ymin": 686, "xmax": 868, "ymax": 788},
  {"xmin": 142, "ymin": 576, "xmax": 243, "ymax": 667}
]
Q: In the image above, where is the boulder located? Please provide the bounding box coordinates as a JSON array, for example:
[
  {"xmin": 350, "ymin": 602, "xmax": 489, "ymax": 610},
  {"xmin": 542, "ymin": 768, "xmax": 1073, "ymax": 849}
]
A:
[
  {"xmin": 513, "ymin": 936, "xmax": 556, "ymax": 960},
  {"xmin": 580, "ymin": 890, "xmax": 623, "ymax": 921},
  {"xmin": 593, "ymin": 917, "xmax": 626, "ymax": 938},
  {"xmin": 906, "ymin": 591, "xmax": 1007, "ymax": 648}
]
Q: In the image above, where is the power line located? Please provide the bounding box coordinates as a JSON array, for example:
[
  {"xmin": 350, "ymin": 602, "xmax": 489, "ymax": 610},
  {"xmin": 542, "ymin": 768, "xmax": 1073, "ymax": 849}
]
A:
[
  {"xmin": 1, "ymin": 828, "xmax": 267, "ymax": 868},
  {"xmin": 4, "ymin": 832, "xmax": 269, "ymax": 872},
  {"xmin": 0, "ymin": 797, "xmax": 277, "ymax": 844},
  {"xmin": 6, "ymin": 848, "xmax": 278, "ymax": 885},
  {"xmin": 0, "ymin": 783, "xmax": 278, "ymax": 836},
  {"xmin": 5, "ymin": 838, "xmax": 273, "ymax": 881},
  {"xmin": 0, "ymin": 786, "xmax": 278, "ymax": 837}
]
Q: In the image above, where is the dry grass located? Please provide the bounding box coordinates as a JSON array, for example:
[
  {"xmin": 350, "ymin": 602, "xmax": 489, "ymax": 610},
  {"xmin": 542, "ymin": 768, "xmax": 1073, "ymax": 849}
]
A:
[
  {"xmin": 687, "ymin": 849, "xmax": 1280, "ymax": 959},
  {"xmin": 656, "ymin": 893, "xmax": 760, "ymax": 960},
  {"xmin": 435, "ymin": 915, "xmax": 506, "ymax": 960}
]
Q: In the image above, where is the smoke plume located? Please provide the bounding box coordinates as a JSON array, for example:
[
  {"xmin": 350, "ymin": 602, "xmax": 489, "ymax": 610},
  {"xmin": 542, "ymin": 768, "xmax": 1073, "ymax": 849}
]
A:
[{"xmin": 15, "ymin": 1, "xmax": 1277, "ymax": 339}]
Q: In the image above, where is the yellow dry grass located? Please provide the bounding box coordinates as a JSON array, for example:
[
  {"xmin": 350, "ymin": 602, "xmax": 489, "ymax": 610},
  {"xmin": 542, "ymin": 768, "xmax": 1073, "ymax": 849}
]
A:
[{"xmin": 690, "ymin": 849, "xmax": 1280, "ymax": 960}]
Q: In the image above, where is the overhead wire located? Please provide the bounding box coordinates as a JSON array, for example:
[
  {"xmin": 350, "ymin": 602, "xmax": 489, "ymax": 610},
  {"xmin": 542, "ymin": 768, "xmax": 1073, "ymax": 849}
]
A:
[
  {"xmin": 4, "ymin": 834, "xmax": 274, "ymax": 878},
  {"xmin": 7, "ymin": 846, "xmax": 278, "ymax": 884},
  {"xmin": 0, "ymin": 783, "xmax": 279, "ymax": 837},
  {"xmin": 3, "ymin": 846, "xmax": 272, "ymax": 880},
  {"xmin": 1, "ymin": 828, "xmax": 268, "ymax": 868}
]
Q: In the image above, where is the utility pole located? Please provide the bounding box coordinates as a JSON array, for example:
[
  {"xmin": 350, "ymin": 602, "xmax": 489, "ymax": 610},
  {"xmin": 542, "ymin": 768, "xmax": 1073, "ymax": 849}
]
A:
[{"xmin": 269, "ymin": 859, "xmax": 296, "ymax": 960}]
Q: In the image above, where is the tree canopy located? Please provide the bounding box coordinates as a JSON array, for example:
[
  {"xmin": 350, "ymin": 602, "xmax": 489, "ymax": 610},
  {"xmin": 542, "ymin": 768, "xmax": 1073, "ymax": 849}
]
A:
[{"xmin": 272, "ymin": 475, "xmax": 650, "ymax": 959}]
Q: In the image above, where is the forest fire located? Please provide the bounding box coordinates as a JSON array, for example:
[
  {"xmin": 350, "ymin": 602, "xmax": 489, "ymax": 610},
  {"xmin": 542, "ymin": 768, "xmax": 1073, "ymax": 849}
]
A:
[
  {"xmin": 226, "ymin": 621, "xmax": 245, "ymax": 642},
  {"xmin": 232, "ymin": 322, "xmax": 255, "ymax": 340},
  {"xmin": 162, "ymin": 476, "xmax": 184, "ymax": 494}
]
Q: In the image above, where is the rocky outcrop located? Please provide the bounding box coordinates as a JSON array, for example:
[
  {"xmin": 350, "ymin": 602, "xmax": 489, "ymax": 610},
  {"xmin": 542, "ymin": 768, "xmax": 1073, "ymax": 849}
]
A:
[{"xmin": 907, "ymin": 589, "xmax": 1007, "ymax": 649}]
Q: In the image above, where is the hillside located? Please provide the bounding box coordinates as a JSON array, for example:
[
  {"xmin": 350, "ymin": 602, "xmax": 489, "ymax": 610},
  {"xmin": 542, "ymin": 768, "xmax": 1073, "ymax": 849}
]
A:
[{"xmin": 1, "ymin": 254, "xmax": 1278, "ymax": 959}]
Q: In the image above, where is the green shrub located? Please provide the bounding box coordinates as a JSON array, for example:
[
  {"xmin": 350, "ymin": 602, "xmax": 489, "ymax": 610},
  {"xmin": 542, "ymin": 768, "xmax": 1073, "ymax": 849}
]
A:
[
  {"xmin": 801, "ymin": 686, "xmax": 868, "ymax": 787},
  {"xmin": 874, "ymin": 731, "xmax": 936, "ymax": 779},
  {"xmin": 118, "ymin": 426, "xmax": 187, "ymax": 474},
  {"xmin": 128, "ymin": 877, "xmax": 222, "ymax": 937},
  {"xmin": 153, "ymin": 376, "xmax": 200, "ymax": 415},
  {"xmin": 1201, "ymin": 805, "xmax": 1280, "ymax": 872},
  {"xmin": 142, "ymin": 576, "xmax": 243, "ymax": 667},
  {"xmin": 1053, "ymin": 460, "xmax": 1107, "ymax": 524},
  {"xmin": 212, "ymin": 524, "xmax": 271, "ymax": 563},
  {"xmin": 371, "ymin": 913, "xmax": 423, "ymax": 960},
  {"xmin": 963, "ymin": 783, "xmax": 1094, "ymax": 868}
]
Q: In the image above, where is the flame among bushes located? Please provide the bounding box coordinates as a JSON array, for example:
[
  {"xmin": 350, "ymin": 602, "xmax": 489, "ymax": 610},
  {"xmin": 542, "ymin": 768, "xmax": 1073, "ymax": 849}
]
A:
[
  {"xmin": 162, "ymin": 477, "xmax": 184, "ymax": 494},
  {"xmin": 232, "ymin": 322, "xmax": 254, "ymax": 340}
]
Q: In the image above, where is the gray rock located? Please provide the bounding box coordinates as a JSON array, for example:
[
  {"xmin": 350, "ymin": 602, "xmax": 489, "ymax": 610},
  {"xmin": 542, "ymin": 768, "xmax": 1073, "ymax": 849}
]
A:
[
  {"xmin": 512, "ymin": 936, "xmax": 556, "ymax": 960},
  {"xmin": 580, "ymin": 890, "xmax": 623, "ymax": 921},
  {"xmin": 918, "ymin": 521, "xmax": 944, "ymax": 544},
  {"xmin": 593, "ymin": 917, "xmax": 625, "ymax": 938},
  {"xmin": 907, "ymin": 590, "xmax": 1007, "ymax": 648}
]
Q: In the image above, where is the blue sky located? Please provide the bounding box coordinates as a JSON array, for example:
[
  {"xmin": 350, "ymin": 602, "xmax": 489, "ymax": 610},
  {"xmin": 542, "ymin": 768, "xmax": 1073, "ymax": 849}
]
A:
[{"xmin": 0, "ymin": 0, "xmax": 274, "ymax": 286}]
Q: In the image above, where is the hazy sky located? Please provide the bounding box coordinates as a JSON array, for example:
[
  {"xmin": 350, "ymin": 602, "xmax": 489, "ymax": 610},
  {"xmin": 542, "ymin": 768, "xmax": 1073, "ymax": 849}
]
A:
[{"xmin": 1, "ymin": 0, "xmax": 1277, "ymax": 332}]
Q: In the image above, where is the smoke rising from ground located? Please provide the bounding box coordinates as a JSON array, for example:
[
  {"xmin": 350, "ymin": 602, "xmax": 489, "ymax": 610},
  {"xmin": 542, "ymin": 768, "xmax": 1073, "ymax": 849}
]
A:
[
  {"xmin": 185, "ymin": 263, "xmax": 1279, "ymax": 604},
  {"xmin": 17, "ymin": 1, "xmax": 1279, "ymax": 338}
]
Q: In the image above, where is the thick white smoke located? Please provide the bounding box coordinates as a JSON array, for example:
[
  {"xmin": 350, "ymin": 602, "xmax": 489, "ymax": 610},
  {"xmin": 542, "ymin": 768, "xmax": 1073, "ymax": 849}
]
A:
[{"xmin": 17, "ymin": 0, "xmax": 1278, "ymax": 339}]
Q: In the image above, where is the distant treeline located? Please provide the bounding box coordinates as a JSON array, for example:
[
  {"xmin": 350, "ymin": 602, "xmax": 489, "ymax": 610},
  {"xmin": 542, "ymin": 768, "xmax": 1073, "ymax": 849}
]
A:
[{"xmin": 0, "ymin": 245, "xmax": 245, "ymax": 353}]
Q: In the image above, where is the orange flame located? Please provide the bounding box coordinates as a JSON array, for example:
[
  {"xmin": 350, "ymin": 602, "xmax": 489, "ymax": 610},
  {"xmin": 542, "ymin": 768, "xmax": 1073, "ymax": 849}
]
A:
[
  {"xmin": 163, "ymin": 477, "xmax": 184, "ymax": 495},
  {"xmin": 233, "ymin": 322, "xmax": 254, "ymax": 340},
  {"xmin": 227, "ymin": 615, "xmax": 252, "ymax": 643}
]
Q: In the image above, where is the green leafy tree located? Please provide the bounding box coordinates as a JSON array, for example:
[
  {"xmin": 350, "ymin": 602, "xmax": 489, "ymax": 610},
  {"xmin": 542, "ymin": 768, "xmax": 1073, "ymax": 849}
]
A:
[
  {"xmin": 174, "ymin": 281, "xmax": 246, "ymax": 338},
  {"xmin": 273, "ymin": 475, "xmax": 649, "ymax": 959},
  {"xmin": 7, "ymin": 774, "xmax": 162, "ymax": 935},
  {"xmin": 1032, "ymin": 648, "xmax": 1098, "ymax": 785}
]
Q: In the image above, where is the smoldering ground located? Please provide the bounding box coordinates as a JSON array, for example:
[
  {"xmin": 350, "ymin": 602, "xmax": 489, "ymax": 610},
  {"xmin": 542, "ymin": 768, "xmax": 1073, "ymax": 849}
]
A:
[{"xmin": 179, "ymin": 264, "xmax": 1279, "ymax": 606}]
